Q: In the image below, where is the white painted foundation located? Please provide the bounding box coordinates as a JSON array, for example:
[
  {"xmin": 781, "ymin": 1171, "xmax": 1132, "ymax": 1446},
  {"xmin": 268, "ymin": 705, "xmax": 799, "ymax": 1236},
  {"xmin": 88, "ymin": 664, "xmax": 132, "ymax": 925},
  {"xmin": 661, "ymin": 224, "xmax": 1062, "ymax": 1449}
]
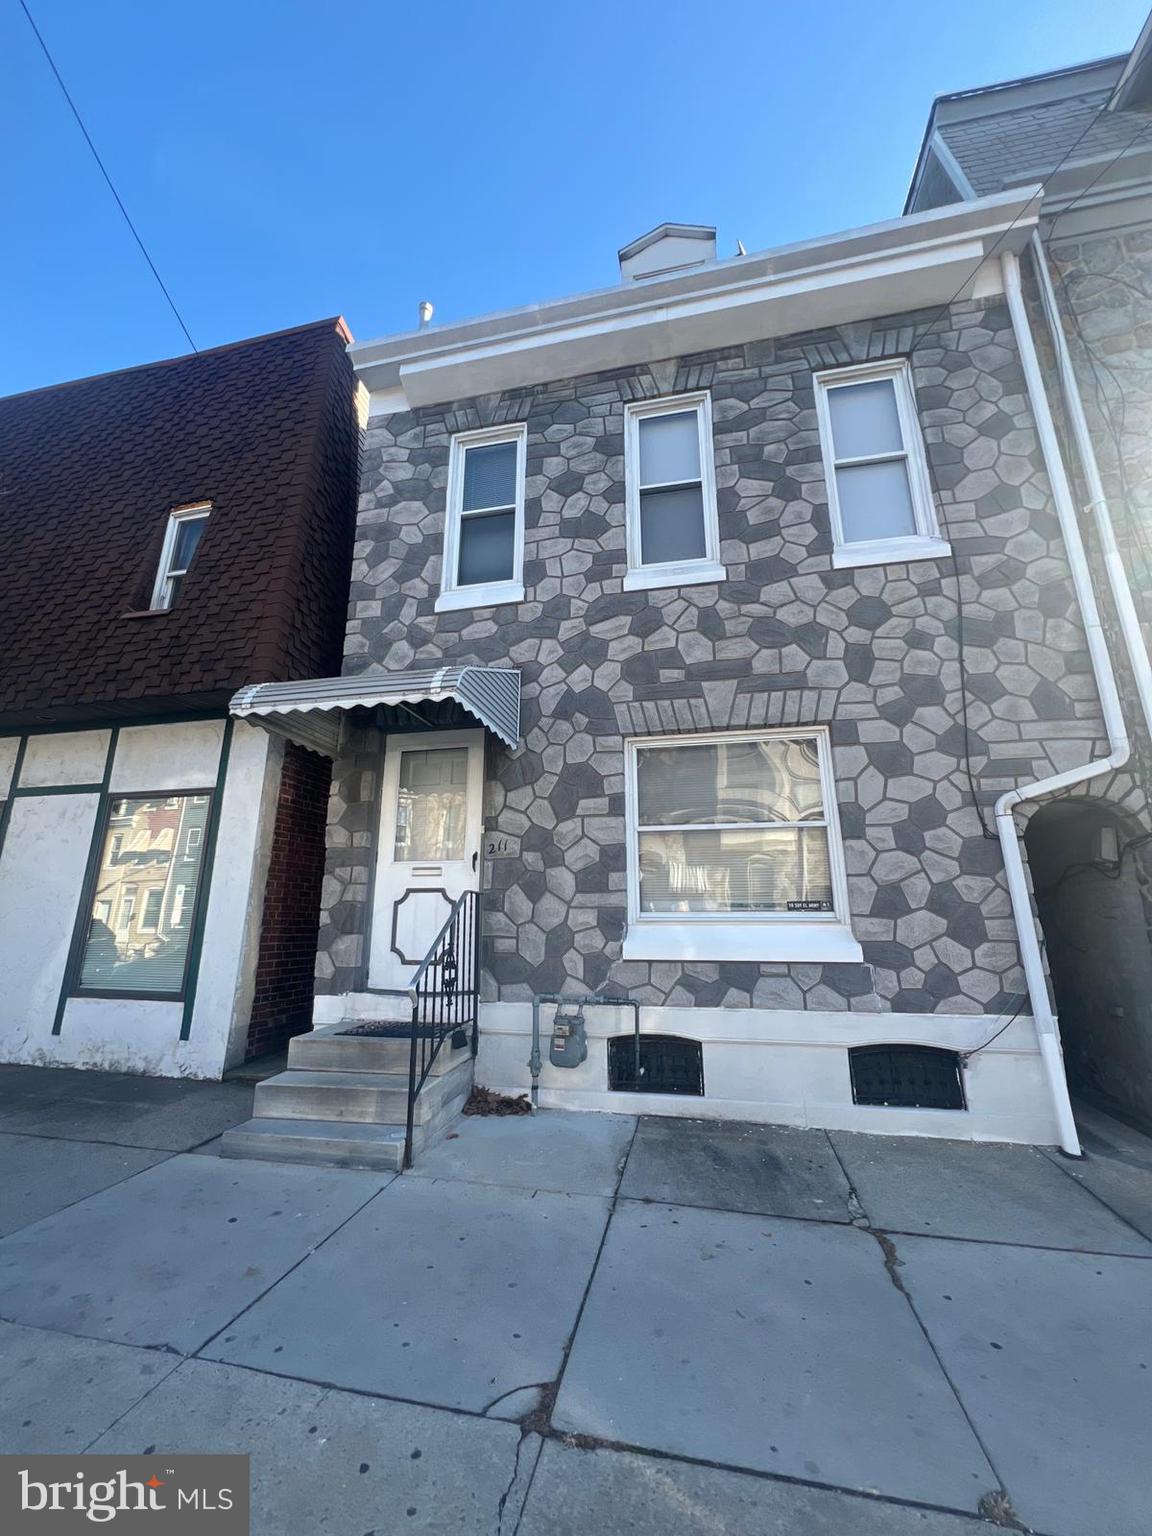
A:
[
  {"xmin": 0, "ymin": 720, "xmax": 282, "ymax": 1079},
  {"xmin": 472, "ymin": 1001, "xmax": 1060, "ymax": 1145}
]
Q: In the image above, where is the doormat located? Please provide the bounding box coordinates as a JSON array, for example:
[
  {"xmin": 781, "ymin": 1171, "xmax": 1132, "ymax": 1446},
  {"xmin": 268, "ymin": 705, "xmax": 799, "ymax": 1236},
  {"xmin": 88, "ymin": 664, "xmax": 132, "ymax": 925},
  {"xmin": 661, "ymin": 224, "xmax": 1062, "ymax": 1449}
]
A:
[{"xmin": 337, "ymin": 1022, "xmax": 440, "ymax": 1039}]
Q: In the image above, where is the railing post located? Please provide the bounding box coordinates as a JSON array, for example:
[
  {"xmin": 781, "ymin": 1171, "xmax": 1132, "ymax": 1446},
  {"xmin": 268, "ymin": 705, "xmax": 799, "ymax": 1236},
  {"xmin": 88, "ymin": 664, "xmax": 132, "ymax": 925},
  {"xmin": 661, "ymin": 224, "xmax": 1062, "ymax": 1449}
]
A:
[
  {"xmin": 471, "ymin": 890, "xmax": 481, "ymax": 1058},
  {"xmin": 403, "ymin": 889, "xmax": 483, "ymax": 1168},
  {"xmin": 404, "ymin": 987, "xmax": 419, "ymax": 1171}
]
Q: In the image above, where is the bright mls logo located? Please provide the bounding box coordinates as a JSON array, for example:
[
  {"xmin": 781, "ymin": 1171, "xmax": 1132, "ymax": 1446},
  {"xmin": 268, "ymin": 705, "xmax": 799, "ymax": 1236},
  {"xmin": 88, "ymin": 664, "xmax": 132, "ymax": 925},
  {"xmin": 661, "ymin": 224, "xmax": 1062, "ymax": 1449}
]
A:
[{"xmin": 1, "ymin": 1455, "xmax": 249, "ymax": 1532}]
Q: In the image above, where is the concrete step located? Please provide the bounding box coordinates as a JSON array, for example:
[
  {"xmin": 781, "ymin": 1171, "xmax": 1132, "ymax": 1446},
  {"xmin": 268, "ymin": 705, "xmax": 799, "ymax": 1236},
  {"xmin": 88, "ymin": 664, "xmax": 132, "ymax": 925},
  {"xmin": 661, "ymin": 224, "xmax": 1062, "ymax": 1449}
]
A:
[
  {"xmin": 288, "ymin": 1027, "xmax": 470, "ymax": 1077},
  {"xmin": 252, "ymin": 1054, "xmax": 473, "ymax": 1127},
  {"xmin": 219, "ymin": 1118, "xmax": 406, "ymax": 1172}
]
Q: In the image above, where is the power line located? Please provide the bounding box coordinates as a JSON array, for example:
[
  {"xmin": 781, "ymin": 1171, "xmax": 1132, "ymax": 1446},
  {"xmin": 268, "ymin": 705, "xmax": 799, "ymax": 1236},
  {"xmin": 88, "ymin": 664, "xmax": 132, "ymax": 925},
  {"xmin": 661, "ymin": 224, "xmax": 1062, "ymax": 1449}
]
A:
[{"xmin": 17, "ymin": 0, "xmax": 197, "ymax": 353}]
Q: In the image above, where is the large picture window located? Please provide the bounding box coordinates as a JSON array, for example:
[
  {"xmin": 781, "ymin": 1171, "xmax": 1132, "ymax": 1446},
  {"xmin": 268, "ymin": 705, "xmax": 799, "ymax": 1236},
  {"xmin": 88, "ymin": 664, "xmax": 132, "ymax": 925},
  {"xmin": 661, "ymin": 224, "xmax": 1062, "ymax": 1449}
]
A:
[
  {"xmin": 624, "ymin": 729, "xmax": 860, "ymax": 963},
  {"xmin": 437, "ymin": 425, "xmax": 526, "ymax": 612},
  {"xmin": 76, "ymin": 793, "xmax": 211, "ymax": 996}
]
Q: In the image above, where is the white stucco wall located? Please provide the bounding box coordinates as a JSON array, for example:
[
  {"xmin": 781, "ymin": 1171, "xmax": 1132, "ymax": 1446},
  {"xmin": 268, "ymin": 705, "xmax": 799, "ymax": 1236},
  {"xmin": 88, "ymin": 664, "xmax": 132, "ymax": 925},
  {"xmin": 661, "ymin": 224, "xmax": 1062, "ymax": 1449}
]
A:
[
  {"xmin": 0, "ymin": 793, "xmax": 99, "ymax": 1056},
  {"xmin": 470, "ymin": 1002, "xmax": 1059, "ymax": 1146},
  {"xmin": 21, "ymin": 730, "xmax": 112, "ymax": 788},
  {"xmin": 0, "ymin": 720, "xmax": 282, "ymax": 1079},
  {"xmin": 0, "ymin": 738, "xmax": 21, "ymax": 799}
]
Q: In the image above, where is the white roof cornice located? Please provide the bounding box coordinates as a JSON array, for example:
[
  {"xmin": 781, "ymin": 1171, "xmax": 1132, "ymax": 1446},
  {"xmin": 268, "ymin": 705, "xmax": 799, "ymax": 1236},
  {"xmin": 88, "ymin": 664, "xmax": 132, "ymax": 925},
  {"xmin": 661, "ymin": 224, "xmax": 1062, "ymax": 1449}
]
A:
[{"xmin": 353, "ymin": 188, "xmax": 1041, "ymax": 409}]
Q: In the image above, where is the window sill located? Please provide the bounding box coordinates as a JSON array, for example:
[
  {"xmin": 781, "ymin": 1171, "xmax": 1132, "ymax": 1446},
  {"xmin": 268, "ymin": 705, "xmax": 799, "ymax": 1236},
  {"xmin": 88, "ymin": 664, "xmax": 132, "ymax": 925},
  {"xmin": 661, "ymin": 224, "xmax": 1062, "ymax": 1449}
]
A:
[
  {"xmin": 832, "ymin": 536, "xmax": 951, "ymax": 570},
  {"xmin": 622, "ymin": 920, "xmax": 864, "ymax": 964},
  {"xmin": 623, "ymin": 561, "xmax": 727, "ymax": 593},
  {"xmin": 435, "ymin": 581, "xmax": 525, "ymax": 613},
  {"xmin": 121, "ymin": 608, "xmax": 171, "ymax": 620}
]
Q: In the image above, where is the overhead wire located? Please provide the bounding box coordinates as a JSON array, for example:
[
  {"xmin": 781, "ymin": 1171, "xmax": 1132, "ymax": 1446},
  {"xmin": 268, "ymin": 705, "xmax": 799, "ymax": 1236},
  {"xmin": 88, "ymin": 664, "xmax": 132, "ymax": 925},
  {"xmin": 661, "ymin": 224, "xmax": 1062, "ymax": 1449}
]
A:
[{"xmin": 17, "ymin": 0, "xmax": 198, "ymax": 352}]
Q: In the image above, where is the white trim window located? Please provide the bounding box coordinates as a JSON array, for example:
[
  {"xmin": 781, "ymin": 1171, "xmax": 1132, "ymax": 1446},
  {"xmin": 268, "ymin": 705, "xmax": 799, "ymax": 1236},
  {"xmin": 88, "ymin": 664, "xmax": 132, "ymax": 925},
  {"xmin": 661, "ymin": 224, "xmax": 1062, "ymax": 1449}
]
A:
[
  {"xmin": 814, "ymin": 362, "xmax": 948, "ymax": 570},
  {"xmin": 624, "ymin": 393, "xmax": 725, "ymax": 591},
  {"xmin": 436, "ymin": 424, "xmax": 527, "ymax": 612},
  {"xmin": 151, "ymin": 502, "xmax": 211, "ymax": 610},
  {"xmin": 623, "ymin": 727, "xmax": 862, "ymax": 963}
]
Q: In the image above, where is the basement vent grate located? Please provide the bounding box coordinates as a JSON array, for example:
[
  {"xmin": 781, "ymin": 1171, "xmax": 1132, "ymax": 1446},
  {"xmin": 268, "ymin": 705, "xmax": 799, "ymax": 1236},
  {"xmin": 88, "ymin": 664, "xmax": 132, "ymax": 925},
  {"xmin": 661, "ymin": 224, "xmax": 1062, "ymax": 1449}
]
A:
[
  {"xmin": 608, "ymin": 1035, "xmax": 704, "ymax": 1096},
  {"xmin": 849, "ymin": 1044, "xmax": 966, "ymax": 1110}
]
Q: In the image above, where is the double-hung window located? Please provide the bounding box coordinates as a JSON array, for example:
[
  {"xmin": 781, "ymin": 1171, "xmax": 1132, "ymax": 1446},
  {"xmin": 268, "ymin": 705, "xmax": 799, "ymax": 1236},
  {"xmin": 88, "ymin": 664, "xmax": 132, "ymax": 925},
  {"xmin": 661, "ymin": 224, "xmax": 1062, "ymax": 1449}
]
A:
[
  {"xmin": 814, "ymin": 362, "xmax": 947, "ymax": 569},
  {"xmin": 437, "ymin": 425, "xmax": 526, "ymax": 611},
  {"xmin": 151, "ymin": 502, "xmax": 211, "ymax": 609},
  {"xmin": 624, "ymin": 394, "xmax": 724, "ymax": 591},
  {"xmin": 624, "ymin": 728, "xmax": 861, "ymax": 963}
]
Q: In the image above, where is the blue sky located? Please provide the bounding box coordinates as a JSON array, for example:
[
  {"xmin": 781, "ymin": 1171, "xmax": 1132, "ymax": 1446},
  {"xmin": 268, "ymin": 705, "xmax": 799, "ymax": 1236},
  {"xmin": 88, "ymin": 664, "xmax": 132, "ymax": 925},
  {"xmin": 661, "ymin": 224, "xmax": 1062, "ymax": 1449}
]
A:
[{"xmin": 1, "ymin": 0, "xmax": 1147, "ymax": 396}]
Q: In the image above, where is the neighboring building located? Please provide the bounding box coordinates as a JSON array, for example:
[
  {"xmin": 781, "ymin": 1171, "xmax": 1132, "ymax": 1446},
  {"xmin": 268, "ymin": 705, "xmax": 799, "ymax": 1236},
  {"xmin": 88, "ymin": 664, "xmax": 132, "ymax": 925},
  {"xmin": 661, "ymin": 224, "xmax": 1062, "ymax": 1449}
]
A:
[
  {"xmin": 0, "ymin": 319, "xmax": 361, "ymax": 1078},
  {"xmin": 906, "ymin": 38, "xmax": 1152, "ymax": 1129},
  {"xmin": 227, "ymin": 171, "xmax": 1149, "ymax": 1155}
]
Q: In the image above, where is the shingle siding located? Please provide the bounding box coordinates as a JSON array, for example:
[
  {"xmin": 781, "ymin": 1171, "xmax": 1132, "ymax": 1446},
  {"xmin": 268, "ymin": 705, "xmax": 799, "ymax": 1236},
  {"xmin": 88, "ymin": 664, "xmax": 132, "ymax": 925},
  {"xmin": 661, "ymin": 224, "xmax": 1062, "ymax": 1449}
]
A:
[
  {"xmin": 939, "ymin": 90, "xmax": 1145, "ymax": 195},
  {"xmin": 0, "ymin": 319, "xmax": 359, "ymax": 728}
]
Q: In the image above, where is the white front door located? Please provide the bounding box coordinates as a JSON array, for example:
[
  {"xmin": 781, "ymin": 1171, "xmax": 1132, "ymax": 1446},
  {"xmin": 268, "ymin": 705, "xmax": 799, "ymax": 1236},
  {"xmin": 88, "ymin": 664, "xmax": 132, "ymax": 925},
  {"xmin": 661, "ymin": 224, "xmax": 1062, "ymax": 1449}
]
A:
[{"xmin": 368, "ymin": 729, "xmax": 485, "ymax": 991}]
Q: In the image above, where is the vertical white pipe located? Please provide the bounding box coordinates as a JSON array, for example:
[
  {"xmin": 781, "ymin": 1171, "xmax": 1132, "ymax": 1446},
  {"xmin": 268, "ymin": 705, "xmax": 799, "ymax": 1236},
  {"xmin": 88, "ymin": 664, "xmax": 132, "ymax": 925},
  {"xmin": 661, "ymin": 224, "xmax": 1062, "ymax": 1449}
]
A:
[{"xmin": 995, "ymin": 248, "xmax": 1134, "ymax": 1156}]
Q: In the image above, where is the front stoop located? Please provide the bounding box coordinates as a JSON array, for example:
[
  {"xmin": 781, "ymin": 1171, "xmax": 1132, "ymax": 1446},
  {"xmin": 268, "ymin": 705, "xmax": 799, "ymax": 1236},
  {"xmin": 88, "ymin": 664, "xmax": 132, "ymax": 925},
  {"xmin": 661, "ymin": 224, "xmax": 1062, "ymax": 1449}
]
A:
[{"xmin": 219, "ymin": 1025, "xmax": 473, "ymax": 1172}]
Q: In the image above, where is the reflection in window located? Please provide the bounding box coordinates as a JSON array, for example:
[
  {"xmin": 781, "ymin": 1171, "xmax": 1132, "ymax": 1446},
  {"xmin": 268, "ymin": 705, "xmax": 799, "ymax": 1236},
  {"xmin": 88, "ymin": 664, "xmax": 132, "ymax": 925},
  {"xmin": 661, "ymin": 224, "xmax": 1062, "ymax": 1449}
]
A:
[
  {"xmin": 393, "ymin": 748, "xmax": 468, "ymax": 862},
  {"xmin": 633, "ymin": 733, "xmax": 835, "ymax": 916},
  {"xmin": 77, "ymin": 793, "xmax": 211, "ymax": 995}
]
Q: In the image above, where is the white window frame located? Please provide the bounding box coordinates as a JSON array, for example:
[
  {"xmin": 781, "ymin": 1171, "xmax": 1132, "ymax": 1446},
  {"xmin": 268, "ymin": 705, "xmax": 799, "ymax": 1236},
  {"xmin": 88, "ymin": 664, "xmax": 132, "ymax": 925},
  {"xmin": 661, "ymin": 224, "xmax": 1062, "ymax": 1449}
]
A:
[
  {"xmin": 139, "ymin": 887, "xmax": 164, "ymax": 932},
  {"xmin": 813, "ymin": 361, "xmax": 949, "ymax": 570},
  {"xmin": 623, "ymin": 392, "xmax": 726, "ymax": 591},
  {"xmin": 150, "ymin": 502, "xmax": 211, "ymax": 610},
  {"xmin": 436, "ymin": 424, "xmax": 527, "ymax": 612},
  {"xmin": 183, "ymin": 825, "xmax": 203, "ymax": 857},
  {"xmin": 622, "ymin": 726, "xmax": 862, "ymax": 963}
]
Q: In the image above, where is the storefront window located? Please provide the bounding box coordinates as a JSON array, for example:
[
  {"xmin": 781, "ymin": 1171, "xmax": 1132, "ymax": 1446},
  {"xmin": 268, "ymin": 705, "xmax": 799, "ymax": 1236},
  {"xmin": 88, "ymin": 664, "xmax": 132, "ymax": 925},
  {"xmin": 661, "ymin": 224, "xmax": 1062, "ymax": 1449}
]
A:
[{"xmin": 77, "ymin": 793, "xmax": 210, "ymax": 995}]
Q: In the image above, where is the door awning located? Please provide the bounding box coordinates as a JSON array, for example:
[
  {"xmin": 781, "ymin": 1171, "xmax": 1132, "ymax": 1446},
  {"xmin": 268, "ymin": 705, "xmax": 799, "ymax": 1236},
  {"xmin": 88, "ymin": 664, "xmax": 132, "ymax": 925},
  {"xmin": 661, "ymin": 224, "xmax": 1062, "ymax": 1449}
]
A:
[{"xmin": 229, "ymin": 667, "xmax": 521, "ymax": 756}]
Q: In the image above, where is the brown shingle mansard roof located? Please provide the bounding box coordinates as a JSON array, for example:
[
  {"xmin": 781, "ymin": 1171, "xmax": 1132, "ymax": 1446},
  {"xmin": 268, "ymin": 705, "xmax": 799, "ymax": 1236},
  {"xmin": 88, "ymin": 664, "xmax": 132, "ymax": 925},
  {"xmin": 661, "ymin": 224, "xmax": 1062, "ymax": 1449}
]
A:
[{"xmin": 0, "ymin": 318, "xmax": 359, "ymax": 730}]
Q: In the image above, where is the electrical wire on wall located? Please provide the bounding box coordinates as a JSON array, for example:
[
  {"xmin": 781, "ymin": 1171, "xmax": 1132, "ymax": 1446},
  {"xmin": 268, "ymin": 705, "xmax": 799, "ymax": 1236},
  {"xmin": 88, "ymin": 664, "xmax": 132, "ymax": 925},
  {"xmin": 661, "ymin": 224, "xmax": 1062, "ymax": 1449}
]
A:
[{"xmin": 958, "ymin": 994, "xmax": 1026, "ymax": 1063}]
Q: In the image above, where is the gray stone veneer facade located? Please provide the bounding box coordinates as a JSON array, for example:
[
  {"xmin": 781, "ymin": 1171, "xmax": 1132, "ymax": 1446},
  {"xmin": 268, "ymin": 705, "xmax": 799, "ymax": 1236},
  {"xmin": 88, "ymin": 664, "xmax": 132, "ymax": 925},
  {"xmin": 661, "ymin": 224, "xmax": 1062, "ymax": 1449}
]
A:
[{"xmin": 316, "ymin": 296, "xmax": 1122, "ymax": 1016}]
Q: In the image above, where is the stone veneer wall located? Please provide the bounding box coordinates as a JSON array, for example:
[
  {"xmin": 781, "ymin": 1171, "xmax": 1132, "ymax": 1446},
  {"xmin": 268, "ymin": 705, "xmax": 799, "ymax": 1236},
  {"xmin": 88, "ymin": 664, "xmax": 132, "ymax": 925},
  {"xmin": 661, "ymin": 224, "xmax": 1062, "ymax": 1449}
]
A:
[{"xmin": 316, "ymin": 296, "xmax": 1119, "ymax": 1016}]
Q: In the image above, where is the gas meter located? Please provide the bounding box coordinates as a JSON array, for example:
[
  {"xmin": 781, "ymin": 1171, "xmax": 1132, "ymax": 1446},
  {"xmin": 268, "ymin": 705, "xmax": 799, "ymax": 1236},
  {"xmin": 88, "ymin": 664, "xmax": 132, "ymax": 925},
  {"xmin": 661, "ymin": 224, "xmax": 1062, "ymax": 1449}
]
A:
[{"xmin": 549, "ymin": 1000, "xmax": 588, "ymax": 1068}]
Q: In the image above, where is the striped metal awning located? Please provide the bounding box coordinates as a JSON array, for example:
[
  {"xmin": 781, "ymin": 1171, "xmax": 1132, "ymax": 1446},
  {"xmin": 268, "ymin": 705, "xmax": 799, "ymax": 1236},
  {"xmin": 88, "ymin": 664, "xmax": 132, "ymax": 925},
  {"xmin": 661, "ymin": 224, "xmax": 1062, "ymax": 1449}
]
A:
[{"xmin": 229, "ymin": 667, "xmax": 521, "ymax": 756}]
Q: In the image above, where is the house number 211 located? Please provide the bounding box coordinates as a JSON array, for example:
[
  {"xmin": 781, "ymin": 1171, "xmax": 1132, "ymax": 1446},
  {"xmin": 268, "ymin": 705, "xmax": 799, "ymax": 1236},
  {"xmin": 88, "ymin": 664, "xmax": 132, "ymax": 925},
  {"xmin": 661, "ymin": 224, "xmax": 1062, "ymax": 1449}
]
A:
[{"xmin": 484, "ymin": 834, "xmax": 519, "ymax": 859}]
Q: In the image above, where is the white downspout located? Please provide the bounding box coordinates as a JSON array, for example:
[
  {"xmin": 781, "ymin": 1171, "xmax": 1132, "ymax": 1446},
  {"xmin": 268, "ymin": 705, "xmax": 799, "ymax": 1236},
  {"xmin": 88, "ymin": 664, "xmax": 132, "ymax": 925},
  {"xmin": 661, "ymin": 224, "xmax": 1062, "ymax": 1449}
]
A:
[
  {"xmin": 997, "ymin": 248, "xmax": 1131, "ymax": 1156},
  {"xmin": 1028, "ymin": 229, "xmax": 1152, "ymax": 743}
]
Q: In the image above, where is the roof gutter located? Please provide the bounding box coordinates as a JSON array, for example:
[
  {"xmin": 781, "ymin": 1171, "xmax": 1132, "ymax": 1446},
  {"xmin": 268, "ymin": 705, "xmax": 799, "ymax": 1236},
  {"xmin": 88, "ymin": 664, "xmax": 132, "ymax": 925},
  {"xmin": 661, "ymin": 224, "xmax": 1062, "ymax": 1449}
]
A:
[
  {"xmin": 352, "ymin": 190, "xmax": 1040, "ymax": 405},
  {"xmin": 997, "ymin": 248, "xmax": 1132, "ymax": 1156}
]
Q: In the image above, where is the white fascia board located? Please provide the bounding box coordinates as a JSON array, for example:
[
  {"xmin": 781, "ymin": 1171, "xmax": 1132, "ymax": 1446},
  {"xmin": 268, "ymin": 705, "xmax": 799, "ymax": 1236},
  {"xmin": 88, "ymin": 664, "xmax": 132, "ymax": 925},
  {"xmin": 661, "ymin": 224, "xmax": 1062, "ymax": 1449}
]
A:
[
  {"xmin": 355, "ymin": 189, "xmax": 1040, "ymax": 409},
  {"xmin": 398, "ymin": 238, "xmax": 994, "ymax": 407}
]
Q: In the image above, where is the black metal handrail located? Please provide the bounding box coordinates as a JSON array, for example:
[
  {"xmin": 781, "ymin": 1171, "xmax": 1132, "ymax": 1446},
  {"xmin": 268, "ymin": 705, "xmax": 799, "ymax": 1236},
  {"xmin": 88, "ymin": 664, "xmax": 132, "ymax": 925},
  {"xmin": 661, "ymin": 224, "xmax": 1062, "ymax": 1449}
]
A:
[{"xmin": 403, "ymin": 888, "xmax": 481, "ymax": 1168}]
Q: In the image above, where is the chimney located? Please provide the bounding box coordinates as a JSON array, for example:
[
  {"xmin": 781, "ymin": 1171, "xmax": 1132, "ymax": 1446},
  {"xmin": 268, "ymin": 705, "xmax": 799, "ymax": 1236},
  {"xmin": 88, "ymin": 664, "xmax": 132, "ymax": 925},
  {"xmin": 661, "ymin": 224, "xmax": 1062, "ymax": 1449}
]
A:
[{"xmin": 618, "ymin": 223, "xmax": 717, "ymax": 282}]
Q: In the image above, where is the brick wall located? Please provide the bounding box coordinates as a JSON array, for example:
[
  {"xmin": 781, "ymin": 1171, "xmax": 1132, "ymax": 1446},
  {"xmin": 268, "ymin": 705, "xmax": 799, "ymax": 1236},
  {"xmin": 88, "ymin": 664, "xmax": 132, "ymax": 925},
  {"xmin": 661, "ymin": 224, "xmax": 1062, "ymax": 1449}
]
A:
[{"xmin": 245, "ymin": 742, "xmax": 332, "ymax": 1059}]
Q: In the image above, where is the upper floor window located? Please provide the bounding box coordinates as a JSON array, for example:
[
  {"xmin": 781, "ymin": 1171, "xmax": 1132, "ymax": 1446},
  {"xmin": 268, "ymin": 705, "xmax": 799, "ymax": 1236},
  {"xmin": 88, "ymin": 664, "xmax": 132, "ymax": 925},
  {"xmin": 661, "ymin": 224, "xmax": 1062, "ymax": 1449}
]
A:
[
  {"xmin": 151, "ymin": 503, "xmax": 210, "ymax": 610},
  {"xmin": 437, "ymin": 425, "xmax": 526, "ymax": 612},
  {"xmin": 623, "ymin": 727, "xmax": 861, "ymax": 964},
  {"xmin": 813, "ymin": 362, "xmax": 948, "ymax": 570},
  {"xmin": 624, "ymin": 394, "xmax": 725, "ymax": 592}
]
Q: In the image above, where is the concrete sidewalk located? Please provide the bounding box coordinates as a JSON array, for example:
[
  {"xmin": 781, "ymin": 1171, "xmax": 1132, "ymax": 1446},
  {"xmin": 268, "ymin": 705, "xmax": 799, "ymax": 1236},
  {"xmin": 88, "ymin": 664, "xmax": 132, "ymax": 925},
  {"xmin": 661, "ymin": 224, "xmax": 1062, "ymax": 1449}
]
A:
[{"xmin": 0, "ymin": 1064, "xmax": 1150, "ymax": 1535}]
